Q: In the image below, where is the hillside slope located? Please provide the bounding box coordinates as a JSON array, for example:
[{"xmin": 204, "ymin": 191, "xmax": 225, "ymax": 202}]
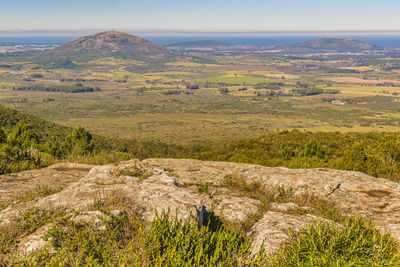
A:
[{"xmin": 0, "ymin": 104, "xmax": 70, "ymax": 142}]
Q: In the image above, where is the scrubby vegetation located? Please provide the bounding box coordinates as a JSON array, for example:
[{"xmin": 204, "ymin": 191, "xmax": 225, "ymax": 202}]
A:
[
  {"xmin": 4, "ymin": 104, "xmax": 400, "ymax": 182},
  {"xmin": 197, "ymin": 130, "xmax": 400, "ymax": 181},
  {"xmin": 1, "ymin": 209, "xmax": 266, "ymax": 266},
  {"xmin": 0, "ymin": 104, "xmax": 189, "ymax": 174},
  {"xmin": 1, "ymin": 207, "xmax": 400, "ymax": 266}
]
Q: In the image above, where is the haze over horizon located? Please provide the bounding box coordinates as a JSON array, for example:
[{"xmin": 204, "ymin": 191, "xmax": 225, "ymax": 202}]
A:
[{"xmin": 2, "ymin": 0, "xmax": 400, "ymax": 36}]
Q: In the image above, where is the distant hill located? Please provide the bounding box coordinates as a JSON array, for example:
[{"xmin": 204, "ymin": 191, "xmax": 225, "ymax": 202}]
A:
[
  {"xmin": 275, "ymin": 38, "xmax": 384, "ymax": 53},
  {"xmin": 166, "ymin": 40, "xmax": 232, "ymax": 49},
  {"xmin": 52, "ymin": 31, "xmax": 173, "ymax": 57},
  {"xmin": 165, "ymin": 40, "xmax": 258, "ymax": 52}
]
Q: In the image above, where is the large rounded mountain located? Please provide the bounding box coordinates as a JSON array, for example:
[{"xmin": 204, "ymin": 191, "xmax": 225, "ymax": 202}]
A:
[{"xmin": 52, "ymin": 31, "xmax": 172, "ymax": 57}]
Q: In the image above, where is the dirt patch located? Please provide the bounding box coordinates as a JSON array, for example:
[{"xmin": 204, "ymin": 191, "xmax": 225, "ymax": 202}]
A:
[{"xmin": 361, "ymin": 190, "xmax": 391, "ymax": 198}]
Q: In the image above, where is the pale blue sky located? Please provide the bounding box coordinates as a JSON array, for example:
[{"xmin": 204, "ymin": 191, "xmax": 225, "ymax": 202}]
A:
[{"xmin": 1, "ymin": 0, "xmax": 400, "ymax": 34}]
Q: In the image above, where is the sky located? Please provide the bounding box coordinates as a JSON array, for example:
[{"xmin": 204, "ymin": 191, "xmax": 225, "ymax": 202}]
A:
[{"xmin": 1, "ymin": 0, "xmax": 400, "ymax": 35}]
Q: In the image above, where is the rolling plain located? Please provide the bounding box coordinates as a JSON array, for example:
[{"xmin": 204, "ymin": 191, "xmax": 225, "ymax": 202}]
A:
[{"xmin": 2, "ymin": 50, "xmax": 400, "ymax": 145}]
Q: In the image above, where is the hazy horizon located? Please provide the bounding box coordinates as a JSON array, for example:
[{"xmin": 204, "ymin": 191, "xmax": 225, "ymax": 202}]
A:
[
  {"xmin": 2, "ymin": 0, "xmax": 400, "ymax": 33},
  {"xmin": 2, "ymin": 30, "xmax": 400, "ymax": 39}
]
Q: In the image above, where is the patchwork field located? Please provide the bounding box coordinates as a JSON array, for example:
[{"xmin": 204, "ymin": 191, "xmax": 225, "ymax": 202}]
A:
[{"xmin": 1, "ymin": 53, "xmax": 400, "ymax": 144}]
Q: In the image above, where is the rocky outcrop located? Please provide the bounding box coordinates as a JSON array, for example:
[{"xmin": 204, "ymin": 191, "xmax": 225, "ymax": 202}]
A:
[
  {"xmin": 3, "ymin": 158, "xmax": 400, "ymax": 255},
  {"xmin": 0, "ymin": 163, "xmax": 92, "ymax": 203},
  {"xmin": 144, "ymin": 158, "xmax": 400, "ymax": 225}
]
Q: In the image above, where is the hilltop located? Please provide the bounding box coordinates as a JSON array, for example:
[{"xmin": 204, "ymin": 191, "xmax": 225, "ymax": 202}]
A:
[
  {"xmin": 275, "ymin": 38, "xmax": 384, "ymax": 53},
  {"xmin": 52, "ymin": 31, "xmax": 173, "ymax": 57}
]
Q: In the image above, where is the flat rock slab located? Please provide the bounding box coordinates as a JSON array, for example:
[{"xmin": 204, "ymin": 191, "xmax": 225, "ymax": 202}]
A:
[
  {"xmin": 248, "ymin": 211, "xmax": 334, "ymax": 254},
  {"xmin": 0, "ymin": 163, "xmax": 93, "ymax": 203}
]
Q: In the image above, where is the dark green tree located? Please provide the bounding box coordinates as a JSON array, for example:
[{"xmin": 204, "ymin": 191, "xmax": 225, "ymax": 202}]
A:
[
  {"xmin": 61, "ymin": 127, "xmax": 95, "ymax": 156},
  {"xmin": 6, "ymin": 123, "xmax": 38, "ymax": 149}
]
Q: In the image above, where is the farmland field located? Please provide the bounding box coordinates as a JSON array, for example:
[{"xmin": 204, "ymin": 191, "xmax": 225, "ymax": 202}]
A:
[{"xmin": 1, "ymin": 52, "xmax": 400, "ymax": 144}]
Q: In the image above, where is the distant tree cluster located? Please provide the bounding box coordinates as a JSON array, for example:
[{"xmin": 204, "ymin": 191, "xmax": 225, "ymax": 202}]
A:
[
  {"xmin": 376, "ymin": 82, "xmax": 398, "ymax": 87},
  {"xmin": 163, "ymin": 90, "xmax": 193, "ymax": 95},
  {"xmin": 14, "ymin": 86, "xmax": 101, "ymax": 93},
  {"xmin": 218, "ymin": 88, "xmax": 229, "ymax": 94},
  {"xmin": 186, "ymin": 84, "xmax": 200, "ymax": 90},
  {"xmin": 254, "ymin": 82, "xmax": 284, "ymax": 90},
  {"xmin": 292, "ymin": 88, "xmax": 340, "ymax": 96},
  {"xmin": 60, "ymin": 78, "xmax": 109, "ymax": 83}
]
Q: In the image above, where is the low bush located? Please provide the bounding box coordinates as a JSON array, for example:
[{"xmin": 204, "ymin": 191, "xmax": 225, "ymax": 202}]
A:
[{"xmin": 271, "ymin": 217, "xmax": 400, "ymax": 266}]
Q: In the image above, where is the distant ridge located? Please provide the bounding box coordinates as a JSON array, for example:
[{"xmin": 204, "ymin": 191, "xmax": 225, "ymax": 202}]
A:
[
  {"xmin": 165, "ymin": 40, "xmax": 258, "ymax": 52},
  {"xmin": 52, "ymin": 31, "xmax": 173, "ymax": 57},
  {"xmin": 166, "ymin": 40, "xmax": 232, "ymax": 49},
  {"xmin": 275, "ymin": 38, "xmax": 384, "ymax": 53}
]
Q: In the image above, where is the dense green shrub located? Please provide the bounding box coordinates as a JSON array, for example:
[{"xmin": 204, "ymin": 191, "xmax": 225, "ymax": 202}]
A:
[
  {"xmin": 7, "ymin": 210, "xmax": 266, "ymax": 266},
  {"xmin": 3, "ymin": 208, "xmax": 400, "ymax": 266},
  {"xmin": 270, "ymin": 217, "xmax": 400, "ymax": 266},
  {"xmin": 60, "ymin": 126, "xmax": 95, "ymax": 156},
  {"xmin": 196, "ymin": 130, "xmax": 400, "ymax": 181},
  {"xmin": 0, "ymin": 207, "xmax": 66, "ymax": 255},
  {"xmin": 6, "ymin": 122, "xmax": 38, "ymax": 149},
  {"xmin": 142, "ymin": 211, "xmax": 265, "ymax": 266}
]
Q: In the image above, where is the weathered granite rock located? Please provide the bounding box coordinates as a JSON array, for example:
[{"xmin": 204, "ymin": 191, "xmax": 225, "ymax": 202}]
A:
[
  {"xmin": 248, "ymin": 211, "xmax": 334, "ymax": 254},
  {"xmin": 209, "ymin": 195, "xmax": 261, "ymax": 222},
  {"xmin": 143, "ymin": 158, "xmax": 400, "ymax": 236},
  {"xmin": 0, "ymin": 163, "xmax": 204, "ymax": 226},
  {"xmin": 269, "ymin": 202, "xmax": 299, "ymax": 212},
  {"xmin": 17, "ymin": 224, "xmax": 54, "ymax": 254},
  {"xmin": 4, "ymin": 158, "xmax": 400, "ymax": 255},
  {"xmin": 0, "ymin": 163, "xmax": 93, "ymax": 203}
]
